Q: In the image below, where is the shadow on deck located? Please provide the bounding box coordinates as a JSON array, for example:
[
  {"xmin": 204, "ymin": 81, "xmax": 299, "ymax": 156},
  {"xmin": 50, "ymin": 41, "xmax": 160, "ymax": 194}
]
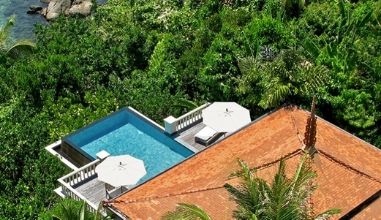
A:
[
  {"xmin": 174, "ymin": 122, "xmax": 225, "ymax": 152},
  {"xmin": 74, "ymin": 175, "xmax": 106, "ymax": 206}
]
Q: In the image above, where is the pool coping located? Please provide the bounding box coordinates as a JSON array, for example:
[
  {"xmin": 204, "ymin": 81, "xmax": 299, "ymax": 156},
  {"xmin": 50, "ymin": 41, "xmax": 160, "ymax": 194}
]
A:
[
  {"xmin": 61, "ymin": 107, "xmax": 163, "ymax": 160},
  {"xmin": 127, "ymin": 107, "xmax": 165, "ymax": 131},
  {"xmin": 45, "ymin": 140, "xmax": 79, "ymax": 170},
  {"xmin": 53, "ymin": 107, "xmax": 196, "ymax": 169},
  {"xmin": 45, "ymin": 105, "xmax": 223, "ymax": 216},
  {"xmin": 62, "ymin": 108, "xmax": 132, "ymax": 161},
  {"xmin": 127, "ymin": 106, "xmax": 198, "ymax": 153}
]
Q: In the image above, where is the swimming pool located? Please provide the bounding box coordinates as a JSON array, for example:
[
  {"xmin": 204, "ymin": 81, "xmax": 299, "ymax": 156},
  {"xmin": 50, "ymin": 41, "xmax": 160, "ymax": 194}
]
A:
[{"xmin": 62, "ymin": 107, "xmax": 194, "ymax": 183}]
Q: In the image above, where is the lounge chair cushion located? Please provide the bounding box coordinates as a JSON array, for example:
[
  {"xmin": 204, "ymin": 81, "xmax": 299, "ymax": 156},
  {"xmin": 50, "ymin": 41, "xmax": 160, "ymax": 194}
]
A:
[{"xmin": 195, "ymin": 126, "xmax": 219, "ymax": 145}]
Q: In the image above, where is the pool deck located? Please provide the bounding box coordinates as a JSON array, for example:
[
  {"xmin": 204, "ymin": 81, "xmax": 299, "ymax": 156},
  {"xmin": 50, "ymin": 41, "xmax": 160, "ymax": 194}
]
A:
[
  {"xmin": 55, "ymin": 122, "xmax": 221, "ymax": 208},
  {"xmin": 174, "ymin": 122, "xmax": 225, "ymax": 152},
  {"xmin": 68, "ymin": 123, "xmax": 215, "ymax": 208},
  {"xmin": 64, "ymin": 122, "xmax": 222, "ymax": 208},
  {"xmin": 75, "ymin": 176, "xmax": 106, "ymax": 206}
]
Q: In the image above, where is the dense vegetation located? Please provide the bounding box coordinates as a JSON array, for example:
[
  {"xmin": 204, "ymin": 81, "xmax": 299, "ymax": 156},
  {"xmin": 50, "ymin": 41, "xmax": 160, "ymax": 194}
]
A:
[
  {"xmin": 0, "ymin": 0, "xmax": 380, "ymax": 219},
  {"xmin": 39, "ymin": 199, "xmax": 106, "ymax": 220}
]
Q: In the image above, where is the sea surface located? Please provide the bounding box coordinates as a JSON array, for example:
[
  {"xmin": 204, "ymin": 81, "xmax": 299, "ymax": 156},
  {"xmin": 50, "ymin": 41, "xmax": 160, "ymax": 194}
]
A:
[{"xmin": 0, "ymin": 0, "xmax": 106, "ymax": 40}]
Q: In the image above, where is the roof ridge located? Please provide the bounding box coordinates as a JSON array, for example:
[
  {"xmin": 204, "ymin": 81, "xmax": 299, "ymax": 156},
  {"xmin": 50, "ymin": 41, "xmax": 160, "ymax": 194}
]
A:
[
  {"xmin": 294, "ymin": 107, "xmax": 381, "ymax": 184},
  {"xmin": 318, "ymin": 149, "xmax": 381, "ymax": 184},
  {"xmin": 109, "ymin": 185, "xmax": 225, "ymax": 205},
  {"xmin": 298, "ymin": 107, "xmax": 381, "ymax": 153},
  {"xmin": 110, "ymin": 148, "xmax": 381, "ymax": 207},
  {"xmin": 109, "ymin": 150, "xmax": 302, "ymax": 206},
  {"xmin": 287, "ymin": 107, "xmax": 304, "ymax": 146},
  {"xmin": 252, "ymin": 149, "xmax": 301, "ymax": 171}
]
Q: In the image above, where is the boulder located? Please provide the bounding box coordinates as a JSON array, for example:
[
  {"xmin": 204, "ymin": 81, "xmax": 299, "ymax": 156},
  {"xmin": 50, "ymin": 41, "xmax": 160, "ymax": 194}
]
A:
[
  {"xmin": 40, "ymin": 8, "xmax": 48, "ymax": 16},
  {"xmin": 67, "ymin": 0, "xmax": 93, "ymax": 16},
  {"xmin": 38, "ymin": 0, "xmax": 94, "ymax": 20},
  {"xmin": 27, "ymin": 5, "xmax": 43, "ymax": 14},
  {"xmin": 45, "ymin": 0, "xmax": 71, "ymax": 20}
]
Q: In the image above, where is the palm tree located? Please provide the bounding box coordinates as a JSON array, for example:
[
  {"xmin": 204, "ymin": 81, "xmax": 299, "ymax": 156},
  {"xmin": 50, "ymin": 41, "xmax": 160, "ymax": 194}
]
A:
[
  {"xmin": 162, "ymin": 156, "xmax": 340, "ymax": 220},
  {"xmin": 237, "ymin": 48, "xmax": 330, "ymax": 109},
  {"xmin": 0, "ymin": 15, "xmax": 35, "ymax": 55},
  {"xmin": 162, "ymin": 203, "xmax": 212, "ymax": 220},
  {"xmin": 225, "ymin": 157, "xmax": 339, "ymax": 220},
  {"xmin": 40, "ymin": 199, "xmax": 107, "ymax": 220}
]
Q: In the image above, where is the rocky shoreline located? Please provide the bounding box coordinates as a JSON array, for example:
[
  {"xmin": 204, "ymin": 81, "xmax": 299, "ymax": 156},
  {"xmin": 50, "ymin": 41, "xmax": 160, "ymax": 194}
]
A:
[{"xmin": 28, "ymin": 0, "xmax": 93, "ymax": 20}]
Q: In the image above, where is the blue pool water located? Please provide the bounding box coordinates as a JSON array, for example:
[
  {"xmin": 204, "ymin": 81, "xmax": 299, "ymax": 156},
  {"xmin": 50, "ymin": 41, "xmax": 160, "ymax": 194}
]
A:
[{"xmin": 63, "ymin": 108, "xmax": 193, "ymax": 183}]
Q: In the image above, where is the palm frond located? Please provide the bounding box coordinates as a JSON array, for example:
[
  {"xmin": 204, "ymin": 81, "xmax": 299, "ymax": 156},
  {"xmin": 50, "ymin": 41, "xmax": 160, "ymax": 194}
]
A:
[
  {"xmin": 0, "ymin": 15, "xmax": 15, "ymax": 45},
  {"xmin": 80, "ymin": 201, "xmax": 86, "ymax": 220},
  {"xmin": 226, "ymin": 157, "xmax": 340, "ymax": 220},
  {"xmin": 290, "ymin": 156, "xmax": 316, "ymax": 192},
  {"xmin": 259, "ymin": 83, "xmax": 290, "ymax": 109},
  {"xmin": 173, "ymin": 98, "xmax": 199, "ymax": 110},
  {"xmin": 60, "ymin": 200, "xmax": 80, "ymax": 220},
  {"xmin": 299, "ymin": 65, "xmax": 331, "ymax": 95},
  {"xmin": 46, "ymin": 199, "xmax": 108, "ymax": 220},
  {"xmin": 302, "ymin": 38, "xmax": 320, "ymax": 60},
  {"xmin": 0, "ymin": 15, "xmax": 35, "ymax": 56},
  {"xmin": 238, "ymin": 56, "xmax": 258, "ymax": 75},
  {"xmin": 314, "ymin": 208, "xmax": 341, "ymax": 220},
  {"xmin": 162, "ymin": 203, "xmax": 212, "ymax": 220},
  {"xmin": 7, "ymin": 39, "xmax": 35, "ymax": 55}
]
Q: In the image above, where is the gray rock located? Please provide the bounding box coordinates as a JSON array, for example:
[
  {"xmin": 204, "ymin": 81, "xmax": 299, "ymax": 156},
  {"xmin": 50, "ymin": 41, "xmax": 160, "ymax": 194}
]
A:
[
  {"xmin": 27, "ymin": 5, "xmax": 43, "ymax": 14},
  {"xmin": 73, "ymin": 0, "xmax": 83, "ymax": 4},
  {"xmin": 41, "ymin": 0, "xmax": 93, "ymax": 20},
  {"xmin": 40, "ymin": 8, "xmax": 48, "ymax": 16},
  {"xmin": 45, "ymin": 0, "xmax": 71, "ymax": 20},
  {"xmin": 68, "ymin": 0, "xmax": 93, "ymax": 16}
]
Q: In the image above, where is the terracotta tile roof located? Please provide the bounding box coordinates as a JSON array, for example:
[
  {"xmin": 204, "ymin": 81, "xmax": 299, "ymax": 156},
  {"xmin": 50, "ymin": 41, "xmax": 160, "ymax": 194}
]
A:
[
  {"xmin": 108, "ymin": 106, "xmax": 381, "ymax": 219},
  {"xmin": 352, "ymin": 196, "xmax": 381, "ymax": 220}
]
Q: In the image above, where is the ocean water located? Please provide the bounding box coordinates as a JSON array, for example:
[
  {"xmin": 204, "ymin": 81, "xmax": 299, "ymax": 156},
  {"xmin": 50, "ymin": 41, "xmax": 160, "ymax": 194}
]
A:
[
  {"xmin": 0, "ymin": 0, "xmax": 48, "ymax": 40},
  {"xmin": 0, "ymin": 0, "xmax": 107, "ymax": 40}
]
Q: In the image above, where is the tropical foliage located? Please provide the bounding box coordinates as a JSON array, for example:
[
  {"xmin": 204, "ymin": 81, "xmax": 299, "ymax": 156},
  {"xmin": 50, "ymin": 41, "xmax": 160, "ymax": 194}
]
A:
[
  {"xmin": 163, "ymin": 157, "xmax": 340, "ymax": 219},
  {"xmin": 39, "ymin": 199, "xmax": 108, "ymax": 220},
  {"xmin": 225, "ymin": 158, "xmax": 339, "ymax": 220},
  {"xmin": 237, "ymin": 48, "xmax": 331, "ymax": 108},
  {"xmin": 162, "ymin": 203, "xmax": 212, "ymax": 220},
  {"xmin": 0, "ymin": 0, "xmax": 380, "ymax": 218}
]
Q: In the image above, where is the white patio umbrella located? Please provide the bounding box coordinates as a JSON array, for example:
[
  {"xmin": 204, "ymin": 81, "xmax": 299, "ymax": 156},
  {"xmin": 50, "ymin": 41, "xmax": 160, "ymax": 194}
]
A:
[
  {"xmin": 95, "ymin": 155, "xmax": 146, "ymax": 187},
  {"xmin": 202, "ymin": 102, "xmax": 251, "ymax": 133}
]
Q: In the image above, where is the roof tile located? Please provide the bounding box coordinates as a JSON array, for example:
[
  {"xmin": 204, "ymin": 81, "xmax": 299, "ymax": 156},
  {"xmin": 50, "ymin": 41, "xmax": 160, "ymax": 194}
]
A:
[{"xmin": 109, "ymin": 106, "xmax": 381, "ymax": 219}]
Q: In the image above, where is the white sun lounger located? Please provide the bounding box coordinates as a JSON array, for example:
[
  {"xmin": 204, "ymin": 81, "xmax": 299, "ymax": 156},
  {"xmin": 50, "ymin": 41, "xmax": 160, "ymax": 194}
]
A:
[{"xmin": 195, "ymin": 126, "xmax": 221, "ymax": 146}]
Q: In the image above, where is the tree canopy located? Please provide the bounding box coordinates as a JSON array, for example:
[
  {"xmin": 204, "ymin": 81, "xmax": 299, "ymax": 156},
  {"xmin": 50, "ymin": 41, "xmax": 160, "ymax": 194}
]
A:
[{"xmin": 0, "ymin": 0, "xmax": 380, "ymax": 218}]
